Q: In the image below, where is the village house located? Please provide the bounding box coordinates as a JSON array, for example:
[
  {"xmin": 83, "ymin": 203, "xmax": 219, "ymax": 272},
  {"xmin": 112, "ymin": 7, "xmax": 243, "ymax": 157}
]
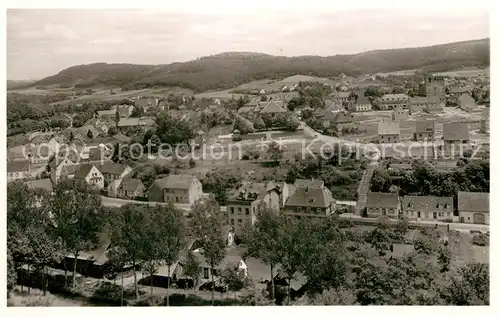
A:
[
  {"xmin": 409, "ymin": 96, "xmax": 444, "ymax": 113},
  {"xmin": 458, "ymin": 191, "xmax": 489, "ymax": 225},
  {"xmin": 401, "ymin": 196, "xmax": 454, "ymax": 221},
  {"xmin": 117, "ymin": 117, "xmax": 156, "ymax": 129},
  {"xmin": 283, "ymin": 179, "xmax": 336, "ymax": 221},
  {"xmin": 458, "ymin": 93, "xmax": 477, "ymax": 112},
  {"xmin": 111, "ymin": 104, "xmax": 135, "ymax": 118},
  {"xmin": 253, "ymin": 100, "xmax": 287, "ymax": 116},
  {"xmin": 376, "ymin": 122, "xmax": 400, "ymax": 143},
  {"xmin": 391, "ymin": 105, "xmax": 409, "ymax": 121},
  {"xmin": 365, "ymin": 192, "xmax": 401, "ymax": 218},
  {"xmin": 322, "ymin": 110, "xmax": 355, "ymax": 131},
  {"xmin": 480, "ymin": 109, "xmax": 489, "ymax": 134},
  {"xmin": 331, "ymin": 91, "xmax": 351, "ymax": 104},
  {"xmin": 96, "ymin": 162, "xmax": 133, "ymax": 186},
  {"xmin": 349, "ymin": 95, "xmax": 372, "ymax": 112},
  {"xmin": 175, "ymin": 248, "xmax": 247, "ymax": 285},
  {"xmin": 135, "ymin": 97, "xmax": 158, "ymax": 112},
  {"xmin": 425, "ymin": 74, "xmax": 446, "ymax": 103},
  {"xmin": 73, "ymin": 164, "xmax": 105, "ymax": 189},
  {"xmin": 226, "ymin": 181, "xmax": 288, "ymax": 236},
  {"xmin": 157, "ymin": 100, "xmax": 169, "ymax": 111},
  {"xmin": 7, "ymin": 160, "xmax": 32, "ymax": 182},
  {"xmin": 86, "ymin": 118, "xmax": 113, "ymax": 136},
  {"xmin": 447, "ymin": 87, "xmax": 470, "ymax": 105},
  {"xmin": 97, "ymin": 109, "xmax": 116, "ymax": 119},
  {"xmin": 50, "ymin": 157, "xmax": 79, "ymax": 183},
  {"xmin": 108, "ymin": 178, "xmax": 145, "ymax": 199},
  {"xmin": 413, "ymin": 120, "xmax": 436, "ymax": 141},
  {"xmin": 7, "ymin": 145, "xmax": 28, "ymax": 162},
  {"xmin": 148, "ymin": 174, "xmax": 203, "ymax": 205},
  {"xmin": 379, "ymin": 94, "xmax": 410, "ymax": 110},
  {"xmin": 443, "ymin": 122, "xmax": 470, "ymax": 144}
]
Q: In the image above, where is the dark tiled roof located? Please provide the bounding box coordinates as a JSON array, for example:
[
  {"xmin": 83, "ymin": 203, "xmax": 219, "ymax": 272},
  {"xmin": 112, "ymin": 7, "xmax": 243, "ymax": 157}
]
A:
[
  {"xmin": 112, "ymin": 133, "xmax": 132, "ymax": 143},
  {"xmin": 402, "ymin": 196, "xmax": 453, "ymax": 213},
  {"xmin": 152, "ymin": 174, "xmax": 197, "ymax": 190},
  {"xmin": 118, "ymin": 117, "xmax": 156, "ymax": 127},
  {"xmin": 98, "ymin": 162, "xmax": 131, "ymax": 176},
  {"xmin": 323, "ymin": 110, "xmax": 354, "ymax": 123},
  {"xmin": 259, "ymin": 100, "xmax": 287, "ymax": 113},
  {"xmin": 246, "ymin": 97, "xmax": 262, "ymax": 107},
  {"xmin": 285, "ymin": 186, "xmax": 334, "ymax": 208},
  {"xmin": 458, "ymin": 94, "xmax": 475, "ymax": 105},
  {"xmin": 7, "ymin": 160, "xmax": 30, "ymax": 173},
  {"xmin": 237, "ymin": 106, "xmax": 255, "ymax": 114},
  {"xmin": 356, "ymin": 94, "xmax": 371, "ymax": 105},
  {"xmin": 458, "ymin": 192, "xmax": 489, "ymax": 213},
  {"xmin": 97, "ymin": 110, "xmax": 116, "ymax": 117},
  {"xmin": 119, "ymin": 178, "xmax": 144, "ymax": 192},
  {"xmin": 381, "ymin": 94, "xmax": 409, "ymax": 101},
  {"xmin": 74, "ymin": 163, "xmax": 95, "ymax": 179},
  {"xmin": 443, "ymin": 122, "xmax": 470, "ymax": 141},
  {"xmin": 409, "ymin": 96, "xmax": 441, "ymax": 105},
  {"xmin": 25, "ymin": 179, "xmax": 53, "ymax": 192},
  {"xmin": 229, "ymin": 182, "xmax": 267, "ymax": 201},
  {"xmin": 450, "ymin": 87, "xmax": 469, "ymax": 94},
  {"xmin": 366, "ymin": 192, "xmax": 399, "ymax": 208},
  {"xmin": 294, "ymin": 179, "xmax": 324, "ymax": 188},
  {"xmin": 415, "ymin": 120, "xmax": 435, "ymax": 133}
]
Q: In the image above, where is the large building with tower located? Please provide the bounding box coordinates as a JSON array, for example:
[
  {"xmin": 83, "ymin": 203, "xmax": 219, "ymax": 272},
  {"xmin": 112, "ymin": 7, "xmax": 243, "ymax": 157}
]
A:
[{"xmin": 425, "ymin": 74, "xmax": 446, "ymax": 103}]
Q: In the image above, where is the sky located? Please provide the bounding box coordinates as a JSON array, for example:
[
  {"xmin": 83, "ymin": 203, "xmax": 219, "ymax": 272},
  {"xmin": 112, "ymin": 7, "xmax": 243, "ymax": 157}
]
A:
[{"xmin": 7, "ymin": 8, "xmax": 489, "ymax": 80}]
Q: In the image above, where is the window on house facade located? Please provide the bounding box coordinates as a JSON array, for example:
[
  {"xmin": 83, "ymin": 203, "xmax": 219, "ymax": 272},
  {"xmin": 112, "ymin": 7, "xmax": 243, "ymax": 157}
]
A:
[
  {"xmin": 230, "ymin": 207, "xmax": 234, "ymax": 214},
  {"xmin": 245, "ymin": 208, "xmax": 250, "ymax": 215},
  {"xmin": 176, "ymin": 197, "xmax": 179, "ymax": 203},
  {"xmin": 293, "ymin": 207, "xmax": 298, "ymax": 213},
  {"xmin": 230, "ymin": 219, "xmax": 234, "ymax": 225},
  {"xmin": 238, "ymin": 207, "xmax": 242, "ymax": 213},
  {"xmin": 238, "ymin": 219, "xmax": 242, "ymax": 224},
  {"xmin": 203, "ymin": 268, "xmax": 209, "ymax": 279}
]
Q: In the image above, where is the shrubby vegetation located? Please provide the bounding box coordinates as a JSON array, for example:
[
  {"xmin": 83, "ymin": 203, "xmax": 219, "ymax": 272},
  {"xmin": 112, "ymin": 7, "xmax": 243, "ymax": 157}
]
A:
[{"xmin": 370, "ymin": 159, "xmax": 489, "ymax": 197}]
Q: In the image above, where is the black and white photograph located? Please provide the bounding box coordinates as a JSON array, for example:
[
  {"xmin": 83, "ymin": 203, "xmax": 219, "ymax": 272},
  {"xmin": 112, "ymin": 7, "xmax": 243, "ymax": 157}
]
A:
[{"xmin": 4, "ymin": 2, "xmax": 492, "ymax": 307}]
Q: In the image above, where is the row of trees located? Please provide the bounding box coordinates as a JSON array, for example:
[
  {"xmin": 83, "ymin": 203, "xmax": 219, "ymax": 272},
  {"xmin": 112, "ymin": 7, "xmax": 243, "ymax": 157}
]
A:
[
  {"xmin": 245, "ymin": 207, "xmax": 489, "ymax": 305},
  {"xmin": 7, "ymin": 180, "xmax": 104, "ymax": 296},
  {"xmin": 370, "ymin": 159, "xmax": 490, "ymax": 197}
]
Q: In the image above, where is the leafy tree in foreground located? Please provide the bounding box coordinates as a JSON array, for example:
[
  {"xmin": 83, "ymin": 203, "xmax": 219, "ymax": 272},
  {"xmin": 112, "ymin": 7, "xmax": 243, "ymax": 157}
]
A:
[
  {"xmin": 191, "ymin": 197, "xmax": 227, "ymax": 305},
  {"xmin": 246, "ymin": 206, "xmax": 283, "ymax": 300},
  {"xmin": 50, "ymin": 180, "xmax": 103, "ymax": 288},
  {"xmin": 106, "ymin": 245, "xmax": 129, "ymax": 306},
  {"xmin": 220, "ymin": 263, "xmax": 252, "ymax": 299},
  {"xmin": 110, "ymin": 204, "xmax": 150, "ymax": 299},
  {"xmin": 156, "ymin": 204, "xmax": 185, "ymax": 306},
  {"xmin": 268, "ymin": 141, "xmax": 284, "ymax": 164},
  {"xmin": 183, "ymin": 250, "xmax": 201, "ymax": 292}
]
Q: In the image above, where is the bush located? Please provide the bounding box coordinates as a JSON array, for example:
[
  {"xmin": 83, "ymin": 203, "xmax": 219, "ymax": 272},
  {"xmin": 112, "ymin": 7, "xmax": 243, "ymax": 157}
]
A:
[
  {"xmin": 471, "ymin": 233, "xmax": 489, "ymax": 246},
  {"xmin": 189, "ymin": 158, "xmax": 196, "ymax": 168},
  {"xmin": 232, "ymin": 135, "xmax": 242, "ymax": 142}
]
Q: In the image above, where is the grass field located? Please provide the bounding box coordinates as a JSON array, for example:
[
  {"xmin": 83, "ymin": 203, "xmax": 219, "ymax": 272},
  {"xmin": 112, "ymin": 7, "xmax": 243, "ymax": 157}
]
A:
[{"xmin": 435, "ymin": 67, "xmax": 490, "ymax": 78}]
